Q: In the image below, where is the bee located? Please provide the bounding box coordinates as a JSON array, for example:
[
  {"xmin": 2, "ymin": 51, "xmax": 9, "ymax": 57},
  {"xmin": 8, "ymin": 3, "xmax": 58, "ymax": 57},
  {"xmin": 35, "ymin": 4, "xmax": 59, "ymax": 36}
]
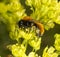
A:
[{"xmin": 18, "ymin": 16, "xmax": 44, "ymax": 36}]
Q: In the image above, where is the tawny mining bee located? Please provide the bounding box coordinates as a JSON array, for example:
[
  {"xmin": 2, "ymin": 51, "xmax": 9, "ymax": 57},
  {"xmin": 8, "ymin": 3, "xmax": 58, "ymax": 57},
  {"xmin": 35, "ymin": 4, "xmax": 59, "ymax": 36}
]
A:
[{"xmin": 18, "ymin": 16, "xmax": 44, "ymax": 37}]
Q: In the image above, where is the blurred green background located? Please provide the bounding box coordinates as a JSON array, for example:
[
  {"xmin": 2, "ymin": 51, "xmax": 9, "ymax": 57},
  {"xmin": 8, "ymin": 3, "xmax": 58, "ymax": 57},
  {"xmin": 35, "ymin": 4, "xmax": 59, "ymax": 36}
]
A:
[{"xmin": 0, "ymin": 22, "xmax": 17, "ymax": 57}]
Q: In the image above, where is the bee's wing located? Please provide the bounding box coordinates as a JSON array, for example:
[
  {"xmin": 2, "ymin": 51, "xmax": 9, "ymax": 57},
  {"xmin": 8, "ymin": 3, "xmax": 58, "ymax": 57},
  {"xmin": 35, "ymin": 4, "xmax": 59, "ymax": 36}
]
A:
[{"xmin": 34, "ymin": 21, "xmax": 44, "ymax": 36}]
